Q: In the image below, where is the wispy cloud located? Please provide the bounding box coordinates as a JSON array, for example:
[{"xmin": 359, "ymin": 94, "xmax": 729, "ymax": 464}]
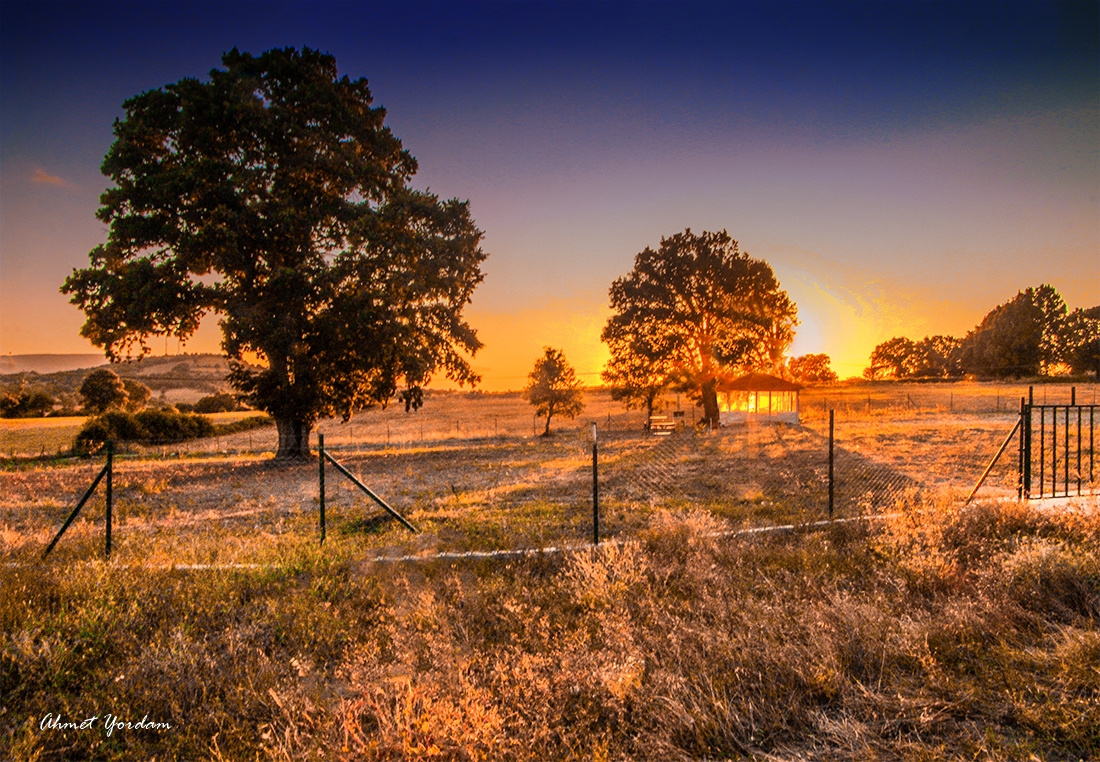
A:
[{"xmin": 32, "ymin": 168, "xmax": 74, "ymax": 188}]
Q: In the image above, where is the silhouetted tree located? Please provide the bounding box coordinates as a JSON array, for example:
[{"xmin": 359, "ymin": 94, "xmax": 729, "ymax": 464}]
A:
[
  {"xmin": 63, "ymin": 48, "xmax": 485, "ymax": 458},
  {"xmin": 524, "ymin": 348, "xmax": 585, "ymax": 436},
  {"xmin": 602, "ymin": 229, "xmax": 797, "ymax": 427},
  {"xmin": 79, "ymin": 369, "xmax": 129, "ymax": 414},
  {"xmin": 1057, "ymin": 306, "xmax": 1100, "ymax": 376},
  {"xmin": 788, "ymin": 353, "xmax": 837, "ymax": 385},
  {"xmin": 0, "ymin": 385, "xmax": 55, "ymax": 418},
  {"xmin": 957, "ymin": 285, "xmax": 1065, "ymax": 377},
  {"xmin": 601, "ymin": 333, "xmax": 672, "ymax": 420},
  {"xmin": 868, "ymin": 337, "xmax": 917, "ymax": 379}
]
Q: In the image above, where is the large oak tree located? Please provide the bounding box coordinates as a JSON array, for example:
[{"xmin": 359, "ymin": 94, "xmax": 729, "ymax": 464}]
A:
[
  {"xmin": 602, "ymin": 229, "xmax": 797, "ymax": 427},
  {"xmin": 63, "ymin": 48, "xmax": 486, "ymax": 458}
]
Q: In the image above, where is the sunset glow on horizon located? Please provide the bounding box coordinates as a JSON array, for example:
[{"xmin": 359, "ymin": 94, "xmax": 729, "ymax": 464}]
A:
[{"xmin": 2, "ymin": 1, "xmax": 1097, "ymax": 391}]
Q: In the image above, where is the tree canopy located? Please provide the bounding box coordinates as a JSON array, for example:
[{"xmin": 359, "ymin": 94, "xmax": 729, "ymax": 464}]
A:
[
  {"xmin": 957, "ymin": 285, "xmax": 1064, "ymax": 378},
  {"xmin": 788, "ymin": 354, "xmax": 837, "ymax": 385},
  {"xmin": 79, "ymin": 369, "xmax": 130, "ymax": 414},
  {"xmin": 524, "ymin": 348, "xmax": 585, "ymax": 436},
  {"xmin": 62, "ymin": 47, "xmax": 486, "ymax": 457},
  {"xmin": 601, "ymin": 229, "xmax": 797, "ymax": 427}
]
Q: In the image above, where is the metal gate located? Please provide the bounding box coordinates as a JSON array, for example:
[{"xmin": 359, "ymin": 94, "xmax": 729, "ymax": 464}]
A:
[{"xmin": 1019, "ymin": 389, "xmax": 1097, "ymax": 500}]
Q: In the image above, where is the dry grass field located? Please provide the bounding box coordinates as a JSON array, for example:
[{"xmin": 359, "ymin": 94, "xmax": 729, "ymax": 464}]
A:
[{"xmin": 1, "ymin": 382, "xmax": 1097, "ymax": 760}]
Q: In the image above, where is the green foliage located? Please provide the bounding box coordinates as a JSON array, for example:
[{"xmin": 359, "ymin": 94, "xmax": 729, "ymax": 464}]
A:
[
  {"xmin": 79, "ymin": 368, "xmax": 129, "ymax": 414},
  {"xmin": 602, "ymin": 229, "xmax": 798, "ymax": 426},
  {"xmin": 74, "ymin": 409, "xmax": 215, "ymax": 452},
  {"xmin": 213, "ymin": 414, "xmax": 272, "ymax": 436},
  {"xmin": 524, "ymin": 347, "xmax": 585, "ymax": 435},
  {"xmin": 62, "ymin": 47, "xmax": 486, "ymax": 458},
  {"xmin": 0, "ymin": 386, "xmax": 55, "ymax": 418},
  {"xmin": 193, "ymin": 392, "xmax": 238, "ymax": 414}
]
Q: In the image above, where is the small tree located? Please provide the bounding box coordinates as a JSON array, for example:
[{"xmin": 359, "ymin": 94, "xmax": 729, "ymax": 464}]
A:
[
  {"xmin": 601, "ymin": 335, "xmax": 670, "ymax": 420},
  {"xmin": 122, "ymin": 379, "xmax": 152, "ymax": 412},
  {"xmin": 79, "ymin": 369, "xmax": 128, "ymax": 414},
  {"xmin": 524, "ymin": 348, "xmax": 585, "ymax": 436}
]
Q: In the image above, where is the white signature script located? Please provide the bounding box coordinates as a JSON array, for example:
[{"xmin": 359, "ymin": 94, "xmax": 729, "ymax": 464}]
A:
[{"xmin": 40, "ymin": 713, "xmax": 172, "ymax": 737}]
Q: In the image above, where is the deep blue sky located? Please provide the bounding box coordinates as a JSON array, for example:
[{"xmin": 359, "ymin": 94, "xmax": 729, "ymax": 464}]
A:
[{"xmin": 2, "ymin": 0, "xmax": 1098, "ymax": 384}]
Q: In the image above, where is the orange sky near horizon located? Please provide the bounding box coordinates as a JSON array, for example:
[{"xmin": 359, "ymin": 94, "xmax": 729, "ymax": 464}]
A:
[{"xmin": 1, "ymin": 2, "xmax": 1097, "ymax": 391}]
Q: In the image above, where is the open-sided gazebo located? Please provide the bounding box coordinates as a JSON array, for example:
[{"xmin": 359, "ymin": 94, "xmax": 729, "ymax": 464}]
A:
[{"xmin": 717, "ymin": 372, "xmax": 803, "ymax": 424}]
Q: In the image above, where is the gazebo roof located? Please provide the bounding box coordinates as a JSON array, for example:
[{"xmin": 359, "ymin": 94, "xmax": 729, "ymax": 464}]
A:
[{"xmin": 718, "ymin": 372, "xmax": 804, "ymax": 392}]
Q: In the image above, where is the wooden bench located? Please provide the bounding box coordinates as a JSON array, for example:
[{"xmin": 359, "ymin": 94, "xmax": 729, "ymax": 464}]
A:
[{"xmin": 648, "ymin": 415, "xmax": 679, "ymax": 436}]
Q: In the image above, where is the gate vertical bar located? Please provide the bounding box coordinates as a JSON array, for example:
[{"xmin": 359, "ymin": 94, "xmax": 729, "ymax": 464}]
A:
[
  {"xmin": 1052, "ymin": 407, "xmax": 1058, "ymax": 497},
  {"xmin": 828, "ymin": 409, "xmax": 835, "ymax": 517},
  {"xmin": 1090, "ymin": 406, "xmax": 1094, "ymax": 485},
  {"xmin": 105, "ymin": 441, "xmax": 113, "ymax": 560},
  {"xmin": 318, "ymin": 433, "xmax": 326, "ymax": 545},
  {"xmin": 1076, "ymin": 406, "xmax": 1082, "ymax": 495},
  {"xmin": 1064, "ymin": 406, "xmax": 1070, "ymax": 497}
]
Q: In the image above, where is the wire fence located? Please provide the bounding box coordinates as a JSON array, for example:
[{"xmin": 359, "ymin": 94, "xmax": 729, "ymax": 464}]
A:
[{"xmin": 5, "ymin": 383, "xmax": 1095, "ymax": 565}]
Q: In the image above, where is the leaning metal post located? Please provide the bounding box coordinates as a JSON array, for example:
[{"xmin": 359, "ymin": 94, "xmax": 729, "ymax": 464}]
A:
[{"xmin": 42, "ymin": 444, "xmax": 112, "ymax": 559}]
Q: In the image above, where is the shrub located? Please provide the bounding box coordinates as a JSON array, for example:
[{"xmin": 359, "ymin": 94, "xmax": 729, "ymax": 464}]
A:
[
  {"xmin": 73, "ymin": 409, "xmax": 216, "ymax": 453},
  {"xmin": 135, "ymin": 409, "xmax": 215, "ymax": 443},
  {"xmin": 193, "ymin": 392, "xmax": 238, "ymax": 414},
  {"xmin": 0, "ymin": 387, "xmax": 55, "ymax": 418},
  {"xmin": 214, "ymin": 414, "xmax": 272, "ymax": 436}
]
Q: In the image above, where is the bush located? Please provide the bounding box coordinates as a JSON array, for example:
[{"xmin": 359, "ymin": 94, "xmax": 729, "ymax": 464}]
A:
[
  {"xmin": 136, "ymin": 409, "xmax": 215, "ymax": 443},
  {"xmin": 194, "ymin": 393, "xmax": 238, "ymax": 414},
  {"xmin": 74, "ymin": 409, "xmax": 216, "ymax": 453},
  {"xmin": 214, "ymin": 414, "xmax": 272, "ymax": 436},
  {"xmin": 0, "ymin": 388, "xmax": 55, "ymax": 418}
]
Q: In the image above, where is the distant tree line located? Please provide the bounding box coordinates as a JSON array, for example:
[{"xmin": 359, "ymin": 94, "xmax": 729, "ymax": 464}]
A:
[
  {"xmin": 1, "ymin": 366, "xmax": 248, "ymax": 420},
  {"xmin": 865, "ymin": 285, "xmax": 1100, "ymax": 380}
]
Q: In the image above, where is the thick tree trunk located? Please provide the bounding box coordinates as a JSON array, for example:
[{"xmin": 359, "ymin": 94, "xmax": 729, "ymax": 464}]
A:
[
  {"xmin": 542, "ymin": 412, "xmax": 553, "ymax": 436},
  {"xmin": 701, "ymin": 381, "xmax": 721, "ymax": 429},
  {"xmin": 274, "ymin": 416, "xmax": 312, "ymax": 459}
]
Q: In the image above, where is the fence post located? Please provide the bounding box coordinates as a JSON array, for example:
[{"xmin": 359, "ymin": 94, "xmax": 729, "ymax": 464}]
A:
[
  {"xmin": 828, "ymin": 409, "xmax": 835, "ymax": 518},
  {"xmin": 592, "ymin": 423, "xmax": 599, "ymax": 545},
  {"xmin": 318, "ymin": 433, "xmax": 326, "ymax": 545},
  {"xmin": 1023, "ymin": 399, "xmax": 1032, "ymax": 499},
  {"xmin": 1018, "ymin": 397, "xmax": 1026, "ymax": 499},
  {"xmin": 105, "ymin": 441, "xmax": 113, "ymax": 560}
]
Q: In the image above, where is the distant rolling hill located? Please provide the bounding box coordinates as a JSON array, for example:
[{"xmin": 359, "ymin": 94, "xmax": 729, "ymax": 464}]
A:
[
  {"xmin": 0, "ymin": 354, "xmax": 107, "ymax": 374},
  {"xmin": 1, "ymin": 353, "xmax": 243, "ymax": 404}
]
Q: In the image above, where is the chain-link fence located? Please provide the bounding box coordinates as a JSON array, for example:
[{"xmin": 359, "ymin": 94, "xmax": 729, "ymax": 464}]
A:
[{"xmin": 6, "ymin": 385, "xmax": 1091, "ymax": 565}]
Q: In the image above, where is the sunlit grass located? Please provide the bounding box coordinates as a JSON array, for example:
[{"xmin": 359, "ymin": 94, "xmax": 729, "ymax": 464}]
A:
[{"xmin": 2, "ymin": 382, "xmax": 1097, "ymax": 759}]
